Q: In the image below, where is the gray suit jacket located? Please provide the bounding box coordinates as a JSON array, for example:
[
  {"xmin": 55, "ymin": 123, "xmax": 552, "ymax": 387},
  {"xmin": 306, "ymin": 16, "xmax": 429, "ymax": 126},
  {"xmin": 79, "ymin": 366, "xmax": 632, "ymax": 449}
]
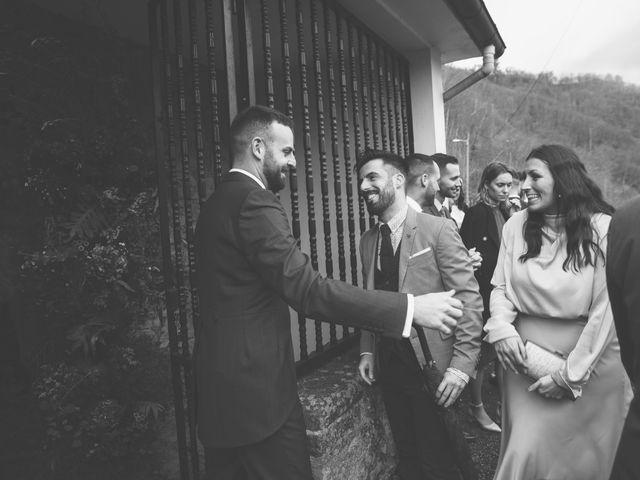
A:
[{"xmin": 359, "ymin": 207, "xmax": 483, "ymax": 377}]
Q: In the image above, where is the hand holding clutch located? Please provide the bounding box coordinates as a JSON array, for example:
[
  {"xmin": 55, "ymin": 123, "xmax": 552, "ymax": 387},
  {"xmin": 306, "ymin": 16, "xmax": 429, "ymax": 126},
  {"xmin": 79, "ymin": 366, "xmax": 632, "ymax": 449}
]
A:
[{"xmin": 522, "ymin": 340, "xmax": 565, "ymax": 380}]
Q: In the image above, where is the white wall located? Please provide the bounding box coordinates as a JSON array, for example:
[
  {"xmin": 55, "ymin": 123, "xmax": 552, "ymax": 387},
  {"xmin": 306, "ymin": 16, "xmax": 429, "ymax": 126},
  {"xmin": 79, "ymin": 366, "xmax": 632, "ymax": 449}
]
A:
[{"xmin": 406, "ymin": 48, "xmax": 447, "ymax": 154}]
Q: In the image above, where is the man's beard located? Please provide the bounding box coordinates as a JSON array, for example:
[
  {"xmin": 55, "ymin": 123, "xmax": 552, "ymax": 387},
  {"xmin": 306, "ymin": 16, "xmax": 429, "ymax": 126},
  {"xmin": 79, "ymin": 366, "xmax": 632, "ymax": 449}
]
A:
[
  {"xmin": 362, "ymin": 183, "xmax": 395, "ymax": 216},
  {"xmin": 264, "ymin": 151, "xmax": 287, "ymax": 192}
]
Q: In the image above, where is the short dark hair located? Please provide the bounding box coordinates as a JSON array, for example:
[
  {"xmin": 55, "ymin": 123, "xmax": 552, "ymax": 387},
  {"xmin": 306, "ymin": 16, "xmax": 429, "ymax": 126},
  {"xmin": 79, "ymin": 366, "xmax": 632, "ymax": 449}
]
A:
[
  {"xmin": 355, "ymin": 149, "xmax": 407, "ymax": 176},
  {"xmin": 431, "ymin": 153, "xmax": 459, "ymax": 171},
  {"xmin": 229, "ymin": 105, "xmax": 293, "ymax": 154},
  {"xmin": 405, "ymin": 153, "xmax": 438, "ymax": 185}
]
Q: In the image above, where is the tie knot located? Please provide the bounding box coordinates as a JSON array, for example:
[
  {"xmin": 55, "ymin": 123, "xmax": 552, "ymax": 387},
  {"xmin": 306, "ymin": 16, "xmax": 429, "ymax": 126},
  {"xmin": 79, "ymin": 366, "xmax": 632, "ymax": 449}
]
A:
[{"xmin": 380, "ymin": 223, "xmax": 391, "ymax": 237}]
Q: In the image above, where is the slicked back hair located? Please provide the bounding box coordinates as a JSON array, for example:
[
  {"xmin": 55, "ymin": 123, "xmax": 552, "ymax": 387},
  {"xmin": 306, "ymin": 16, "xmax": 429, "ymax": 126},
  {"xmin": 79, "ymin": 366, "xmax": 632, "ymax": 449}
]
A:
[
  {"xmin": 355, "ymin": 149, "xmax": 407, "ymax": 177},
  {"xmin": 229, "ymin": 105, "xmax": 293, "ymax": 156},
  {"xmin": 405, "ymin": 153, "xmax": 438, "ymax": 185}
]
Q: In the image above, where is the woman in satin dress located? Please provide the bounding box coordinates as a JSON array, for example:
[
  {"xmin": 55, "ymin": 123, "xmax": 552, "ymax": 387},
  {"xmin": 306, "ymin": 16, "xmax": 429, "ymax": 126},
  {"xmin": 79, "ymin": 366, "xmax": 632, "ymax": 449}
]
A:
[{"xmin": 484, "ymin": 144, "xmax": 632, "ymax": 480}]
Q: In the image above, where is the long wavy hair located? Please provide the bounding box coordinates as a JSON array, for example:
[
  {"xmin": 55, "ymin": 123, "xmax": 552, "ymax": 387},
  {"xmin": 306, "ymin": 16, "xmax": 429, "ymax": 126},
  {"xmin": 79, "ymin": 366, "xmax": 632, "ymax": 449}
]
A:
[{"xmin": 519, "ymin": 145, "xmax": 614, "ymax": 272}]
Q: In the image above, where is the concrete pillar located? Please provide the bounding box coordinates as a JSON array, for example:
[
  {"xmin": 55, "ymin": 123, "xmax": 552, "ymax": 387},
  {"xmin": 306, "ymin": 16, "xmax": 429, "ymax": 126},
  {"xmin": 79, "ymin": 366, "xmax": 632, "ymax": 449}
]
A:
[{"xmin": 405, "ymin": 48, "xmax": 446, "ymax": 154}]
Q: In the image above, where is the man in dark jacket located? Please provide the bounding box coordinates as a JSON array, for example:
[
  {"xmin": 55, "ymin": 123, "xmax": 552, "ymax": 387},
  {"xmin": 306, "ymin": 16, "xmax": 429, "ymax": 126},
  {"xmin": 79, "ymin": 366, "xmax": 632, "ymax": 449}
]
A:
[{"xmin": 608, "ymin": 196, "xmax": 640, "ymax": 480}]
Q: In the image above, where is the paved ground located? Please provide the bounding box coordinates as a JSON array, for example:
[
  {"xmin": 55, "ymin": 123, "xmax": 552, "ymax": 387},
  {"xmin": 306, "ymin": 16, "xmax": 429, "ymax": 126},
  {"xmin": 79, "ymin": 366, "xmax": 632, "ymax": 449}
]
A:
[{"xmin": 460, "ymin": 367, "xmax": 501, "ymax": 480}]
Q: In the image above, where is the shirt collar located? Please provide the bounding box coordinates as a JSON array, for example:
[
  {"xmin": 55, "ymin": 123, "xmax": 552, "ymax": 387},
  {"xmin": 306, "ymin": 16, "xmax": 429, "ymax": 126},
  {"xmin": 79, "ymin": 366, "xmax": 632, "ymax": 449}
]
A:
[
  {"xmin": 406, "ymin": 196, "xmax": 422, "ymax": 213},
  {"xmin": 379, "ymin": 204, "xmax": 408, "ymax": 235},
  {"xmin": 229, "ymin": 168, "xmax": 266, "ymax": 190},
  {"xmin": 433, "ymin": 196, "xmax": 444, "ymax": 211}
]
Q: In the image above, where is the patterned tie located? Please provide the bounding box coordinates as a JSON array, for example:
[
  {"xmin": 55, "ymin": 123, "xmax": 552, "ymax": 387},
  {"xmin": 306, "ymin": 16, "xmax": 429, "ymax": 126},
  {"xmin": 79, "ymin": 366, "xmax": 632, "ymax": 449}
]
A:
[
  {"xmin": 441, "ymin": 202, "xmax": 451, "ymax": 219},
  {"xmin": 379, "ymin": 223, "xmax": 394, "ymax": 275}
]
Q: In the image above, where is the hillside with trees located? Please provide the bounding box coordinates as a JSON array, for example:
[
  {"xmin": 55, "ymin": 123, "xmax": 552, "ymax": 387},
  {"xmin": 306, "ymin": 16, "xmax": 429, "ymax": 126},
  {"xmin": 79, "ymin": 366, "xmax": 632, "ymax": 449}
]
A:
[{"xmin": 443, "ymin": 67, "xmax": 640, "ymax": 207}]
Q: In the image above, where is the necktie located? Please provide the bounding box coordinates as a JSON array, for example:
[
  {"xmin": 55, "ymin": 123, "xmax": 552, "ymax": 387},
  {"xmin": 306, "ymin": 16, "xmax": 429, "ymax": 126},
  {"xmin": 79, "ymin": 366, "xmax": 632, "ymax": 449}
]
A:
[
  {"xmin": 379, "ymin": 223, "xmax": 394, "ymax": 275},
  {"xmin": 441, "ymin": 203, "xmax": 451, "ymax": 219}
]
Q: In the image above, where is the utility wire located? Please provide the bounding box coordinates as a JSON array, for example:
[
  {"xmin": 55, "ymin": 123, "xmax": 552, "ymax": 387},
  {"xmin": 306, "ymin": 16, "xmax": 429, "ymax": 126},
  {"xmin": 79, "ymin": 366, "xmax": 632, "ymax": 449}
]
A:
[{"xmin": 492, "ymin": 0, "xmax": 586, "ymax": 138}]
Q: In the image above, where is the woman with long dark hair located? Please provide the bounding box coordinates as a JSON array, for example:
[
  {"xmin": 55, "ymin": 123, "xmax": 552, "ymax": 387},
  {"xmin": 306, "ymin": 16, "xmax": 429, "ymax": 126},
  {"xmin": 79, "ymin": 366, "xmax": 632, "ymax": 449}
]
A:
[
  {"xmin": 460, "ymin": 162, "xmax": 516, "ymax": 433},
  {"xmin": 484, "ymin": 145, "xmax": 631, "ymax": 479}
]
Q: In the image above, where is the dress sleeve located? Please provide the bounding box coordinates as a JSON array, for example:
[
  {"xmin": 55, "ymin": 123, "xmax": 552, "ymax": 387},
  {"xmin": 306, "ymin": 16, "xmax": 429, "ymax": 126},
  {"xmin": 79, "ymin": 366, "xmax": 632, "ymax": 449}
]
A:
[
  {"xmin": 484, "ymin": 218, "xmax": 520, "ymax": 343},
  {"xmin": 552, "ymin": 216, "xmax": 616, "ymax": 397}
]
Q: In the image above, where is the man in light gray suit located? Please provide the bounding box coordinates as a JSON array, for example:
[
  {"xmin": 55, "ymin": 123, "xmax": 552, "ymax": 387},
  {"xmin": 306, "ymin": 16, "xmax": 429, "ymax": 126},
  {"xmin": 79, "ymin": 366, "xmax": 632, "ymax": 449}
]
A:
[{"xmin": 356, "ymin": 150, "xmax": 483, "ymax": 480}]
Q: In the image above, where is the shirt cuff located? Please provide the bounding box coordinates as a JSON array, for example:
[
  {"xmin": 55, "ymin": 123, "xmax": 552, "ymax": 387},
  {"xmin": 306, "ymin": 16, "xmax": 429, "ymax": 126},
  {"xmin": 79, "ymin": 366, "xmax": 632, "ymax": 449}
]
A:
[
  {"xmin": 403, "ymin": 294, "xmax": 414, "ymax": 338},
  {"xmin": 446, "ymin": 367, "xmax": 469, "ymax": 384},
  {"xmin": 360, "ymin": 352, "xmax": 373, "ymax": 357}
]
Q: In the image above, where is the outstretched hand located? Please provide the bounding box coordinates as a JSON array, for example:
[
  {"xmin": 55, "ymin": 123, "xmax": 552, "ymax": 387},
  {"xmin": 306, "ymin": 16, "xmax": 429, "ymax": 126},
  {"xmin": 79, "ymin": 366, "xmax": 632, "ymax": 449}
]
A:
[{"xmin": 413, "ymin": 290, "xmax": 462, "ymax": 335}]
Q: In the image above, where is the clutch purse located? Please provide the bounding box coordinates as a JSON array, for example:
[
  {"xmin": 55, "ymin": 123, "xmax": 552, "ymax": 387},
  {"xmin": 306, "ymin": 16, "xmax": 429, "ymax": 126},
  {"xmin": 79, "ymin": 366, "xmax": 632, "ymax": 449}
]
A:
[{"xmin": 523, "ymin": 340, "xmax": 566, "ymax": 380}]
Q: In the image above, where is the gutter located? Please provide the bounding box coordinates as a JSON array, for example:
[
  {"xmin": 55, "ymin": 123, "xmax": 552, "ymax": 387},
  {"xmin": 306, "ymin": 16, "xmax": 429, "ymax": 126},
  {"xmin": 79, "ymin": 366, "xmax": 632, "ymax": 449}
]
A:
[
  {"xmin": 441, "ymin": 0, "xmax": 506, "ymax": 101},
  {"xmin": 443, "ymin": 44, "xmax": 495, "ymax": 102}
]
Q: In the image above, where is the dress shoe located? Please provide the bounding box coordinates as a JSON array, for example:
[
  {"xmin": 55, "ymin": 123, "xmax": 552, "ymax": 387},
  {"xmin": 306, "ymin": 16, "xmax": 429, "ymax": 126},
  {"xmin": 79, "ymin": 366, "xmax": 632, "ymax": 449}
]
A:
[{"xmin": 469, "ymin": 402, "xmax": 501, "ymax": 433}]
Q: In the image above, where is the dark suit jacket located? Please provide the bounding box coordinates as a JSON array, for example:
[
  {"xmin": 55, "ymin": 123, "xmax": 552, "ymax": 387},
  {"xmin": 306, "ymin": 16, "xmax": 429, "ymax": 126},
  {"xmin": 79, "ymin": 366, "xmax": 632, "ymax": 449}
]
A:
[
  {"xmin": 607, "ymin": 196, "xmax": 640, "ymax": 394},
  {"xmin": 359, "ymin": 207, "xmax": 483, "ymax": 377},
  {"xmin": 459, "ymin": 202, "xmax": 503, "ymax": 319},
  {"xmin": 194, "ymin": 172, "xmax": 409, "ymax": 448},
  {"xmin": 607, "ymin": 196, "xmax": 640, "ymax": 479}
]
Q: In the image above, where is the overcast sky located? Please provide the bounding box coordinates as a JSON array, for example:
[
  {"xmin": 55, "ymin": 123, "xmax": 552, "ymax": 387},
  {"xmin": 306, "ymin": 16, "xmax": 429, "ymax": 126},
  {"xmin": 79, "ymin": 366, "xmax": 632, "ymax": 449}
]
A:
[{"xmin": 452, "ymin": 0, "xmax": 640, "ymax": 86}]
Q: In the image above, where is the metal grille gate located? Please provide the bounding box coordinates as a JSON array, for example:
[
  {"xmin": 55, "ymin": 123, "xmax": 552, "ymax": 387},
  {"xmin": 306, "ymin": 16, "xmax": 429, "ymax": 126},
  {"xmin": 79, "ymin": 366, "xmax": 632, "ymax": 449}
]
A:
[{"xmin": 148, "ymin": 0, "xmax": 413, "ymax": 477}]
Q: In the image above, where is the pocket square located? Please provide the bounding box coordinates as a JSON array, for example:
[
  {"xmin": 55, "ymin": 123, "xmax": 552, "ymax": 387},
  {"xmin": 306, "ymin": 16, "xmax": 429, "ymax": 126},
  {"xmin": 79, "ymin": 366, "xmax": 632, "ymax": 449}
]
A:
[{"xmin": 409, "ymin": 247, "xmax": 432, "ymax": 259}]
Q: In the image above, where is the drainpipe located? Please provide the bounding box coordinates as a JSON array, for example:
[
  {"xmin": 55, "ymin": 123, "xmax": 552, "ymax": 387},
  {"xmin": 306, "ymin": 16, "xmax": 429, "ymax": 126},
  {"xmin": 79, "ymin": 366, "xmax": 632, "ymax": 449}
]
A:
[{"xmin": 443, "ymin": 44, "xmax": 495, "ymax": 102}]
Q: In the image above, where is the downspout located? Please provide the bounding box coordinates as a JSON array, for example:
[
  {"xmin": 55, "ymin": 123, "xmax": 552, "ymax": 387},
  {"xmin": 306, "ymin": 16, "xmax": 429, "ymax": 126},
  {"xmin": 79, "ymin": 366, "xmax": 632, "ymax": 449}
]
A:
[{"xmin": 443, "ymin": 44, "xmax": 495, "ymax": 102}]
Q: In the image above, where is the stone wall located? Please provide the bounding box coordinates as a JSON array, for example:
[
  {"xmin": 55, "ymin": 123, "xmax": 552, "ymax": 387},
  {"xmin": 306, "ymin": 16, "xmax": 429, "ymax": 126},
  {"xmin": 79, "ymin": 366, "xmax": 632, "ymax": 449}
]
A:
[{"xmin": 298, "ymin": 348, "xmax": 397, "ymax": 480}]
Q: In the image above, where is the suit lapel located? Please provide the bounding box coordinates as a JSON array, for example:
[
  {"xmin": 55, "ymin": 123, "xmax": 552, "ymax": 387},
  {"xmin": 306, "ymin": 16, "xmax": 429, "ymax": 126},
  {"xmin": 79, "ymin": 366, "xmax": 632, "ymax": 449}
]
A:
[
  {"xmin": 362, "ymin": 229, "xmax": 377, "ymax": 290},
  {"xmin": 399, "ymin": 208, "xmax": 418, "ymax": 291}
]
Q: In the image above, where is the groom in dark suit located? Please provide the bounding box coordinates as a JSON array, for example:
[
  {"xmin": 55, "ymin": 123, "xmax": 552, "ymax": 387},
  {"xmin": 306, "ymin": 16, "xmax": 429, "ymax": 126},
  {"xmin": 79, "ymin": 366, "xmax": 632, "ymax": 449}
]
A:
[
  {"xmin": 608, "ymin": 196, "xmax": 640, "ymax": 480},
  {"xmin": 195, "ymin": 105, "xmax": 465, "ymax": 479}
]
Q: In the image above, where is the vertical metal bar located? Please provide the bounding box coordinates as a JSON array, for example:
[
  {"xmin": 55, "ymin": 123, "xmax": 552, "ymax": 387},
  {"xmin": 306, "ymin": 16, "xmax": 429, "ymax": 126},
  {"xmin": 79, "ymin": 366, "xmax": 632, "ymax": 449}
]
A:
[
  {"xmin": 400, "ymin": 62, "xmax": 411, "ymax": 156},
  {"xmin": 153, "ymin": 1, "xmax": 190, "ymax": 478},
  {"xmin": 187, "ymin": 0, "xmax": 207, "ymax": 208},
  {"xmin": 368, "ymin": 37, "xmax": 381, "ymax": 150},
  {"xmin": 223, "ymin": 0, "xmax": 239, "ymax": 120},
  {"xmin": 358, "ymin": 29, "xmax": 372, "ymax": 150},
  {"xmin": 349, "ymin": 23, "xmax": 366, "ymax": 234},
  {"xmin": 279, "ymin": 0, "xmax": 307, "ymax": 359},
  {"xmin": 204, "ymin": 0, "xmax": 224, "ymax": 185},
  {"xmin": 327, "ymin": 10, "xmax": 347, "ymax": 338},
  {"xmin": 337, "ymin": 15, "xmax": 358, "ymax": 294},
  {"xmin": 295, "ymin": 0, "xmax": 318, "ymax": 358},
  {"xmin": 171, "ymin": 1, "xmax": 199, "ymax": 473},
  {"xmin": 311, "ymin": 0, "xmax": 334, "ymax": 346},
  {"xmin": 378, "ymin": 43, "xmax": 388, "ymax": 152},
  {"xmin": 261, "ymin": 0, "xmax": 275, "ymax": 108},
  {"xmin": 184, "ymin": 1, "xmax": 204, "ymax": 476},
  {"xmin": 149, "ymin": 3, "xmax": 190, "ymax": 478},
  {"xmin": 233, "ymin": 0, "xmax": 251, "ymax": 110},
  {"xmin": 385, "ymin": 50, "xmax": 398, "ymax": 155},
  {"xmin": 393, "ymin": 56, "xmax": 404, "ymax": 156}
]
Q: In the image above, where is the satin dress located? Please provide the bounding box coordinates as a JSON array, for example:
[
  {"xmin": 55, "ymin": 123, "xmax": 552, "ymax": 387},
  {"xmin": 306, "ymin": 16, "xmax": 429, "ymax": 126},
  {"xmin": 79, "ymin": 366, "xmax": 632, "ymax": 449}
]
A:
[{"xmin": 484, "ymin": 211, "xmax": 632, "ymax": 480}]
